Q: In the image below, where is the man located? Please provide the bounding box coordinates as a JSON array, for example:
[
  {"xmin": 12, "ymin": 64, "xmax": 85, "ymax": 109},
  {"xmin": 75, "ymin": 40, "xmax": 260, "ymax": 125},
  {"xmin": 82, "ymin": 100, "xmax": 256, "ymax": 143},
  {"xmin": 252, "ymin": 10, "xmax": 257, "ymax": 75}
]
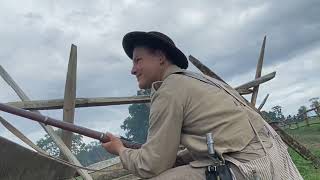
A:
[{"xmin": 102, "ymin": 31, "xmax": 302, "ymax": 179}]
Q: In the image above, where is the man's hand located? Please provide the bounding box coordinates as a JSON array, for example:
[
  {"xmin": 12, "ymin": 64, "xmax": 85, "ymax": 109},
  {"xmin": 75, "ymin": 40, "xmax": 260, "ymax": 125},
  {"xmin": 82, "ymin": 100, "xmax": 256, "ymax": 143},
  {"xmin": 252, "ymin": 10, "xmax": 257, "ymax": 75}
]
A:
[{"xmin": 101, "ymin": 132, "xmax": 126, "ymax": 156}]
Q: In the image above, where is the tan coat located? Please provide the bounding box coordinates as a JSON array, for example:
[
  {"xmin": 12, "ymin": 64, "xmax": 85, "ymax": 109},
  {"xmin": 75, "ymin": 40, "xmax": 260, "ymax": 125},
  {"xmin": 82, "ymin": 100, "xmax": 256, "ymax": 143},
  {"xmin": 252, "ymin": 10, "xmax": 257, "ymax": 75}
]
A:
[{"xmin": 119, "ymin": 65, "xmax": 300, "ymax": 179}]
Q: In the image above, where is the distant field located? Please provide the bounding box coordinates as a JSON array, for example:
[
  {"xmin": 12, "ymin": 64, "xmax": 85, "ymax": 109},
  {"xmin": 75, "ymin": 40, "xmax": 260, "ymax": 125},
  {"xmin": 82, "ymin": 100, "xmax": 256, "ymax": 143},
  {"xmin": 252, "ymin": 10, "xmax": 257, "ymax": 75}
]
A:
[
  {"xmin": 286, "ymin": 117, "xmax": 320, "ymax": 129},
  {"xmin": 285, "ymin": 118, "xmax": 320, "ymax": 180},
  {"xmin": 285, "ymin": 118, "xmax": 320, "ymax": 150}
]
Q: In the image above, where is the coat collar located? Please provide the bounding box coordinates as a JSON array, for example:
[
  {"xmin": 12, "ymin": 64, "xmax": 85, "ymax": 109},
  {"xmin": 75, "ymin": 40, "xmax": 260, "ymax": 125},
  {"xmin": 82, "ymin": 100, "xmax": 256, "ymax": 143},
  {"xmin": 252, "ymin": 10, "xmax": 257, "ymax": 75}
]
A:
[
  {"xmin": 150, "ymin": 65, "xmax": 184, "ymax": 96},
  {"xmin": 162, "ymin": 64, "xmax": 184, "ymax": 80}
]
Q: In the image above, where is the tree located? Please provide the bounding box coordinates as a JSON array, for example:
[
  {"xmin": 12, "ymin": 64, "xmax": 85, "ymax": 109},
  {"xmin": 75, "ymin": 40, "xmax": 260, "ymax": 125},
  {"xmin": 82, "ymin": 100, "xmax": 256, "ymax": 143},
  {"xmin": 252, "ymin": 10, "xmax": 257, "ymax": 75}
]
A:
[
  {"xmin": 286, "ymin": 115, "xmax": 292, "ymax": 122},
  {"xmin": 36, "ymin": 130, "xmax": 115, "ymax": 166},
  {"xmin": 297, "ymin": 106, "xmax": 307, "ymax": 119},
  {"xmin": 121, "ymin": 89, "xmax": 150, "ymax": 143},
  {"xmin": 309, "ymin": 97, "xmax": 320, "ymax": 116},
  {"xmin": 76, "ymin": 141, "xmax": 115, "ymax": 166},
  {"xmin": 271, "ymin": 105, "xmax": 285, "ymax": 121},
  {"xmin": 36, "ymin": 129, "xmax": 86, "ymax": 157},
  {"xmin": 261, "ymin": 110, "xmax": 276, "ymax": 122},
  {"xmin": 261, "ymin": 105, "xmax": 285, "ymax": 122},
  {"xmin": 297, "ymin": 105, "xmax": 309, "ymax": 126},
  {"xmin": 285, "ymin": 115, "xmax": 293, "ymax": 128}
]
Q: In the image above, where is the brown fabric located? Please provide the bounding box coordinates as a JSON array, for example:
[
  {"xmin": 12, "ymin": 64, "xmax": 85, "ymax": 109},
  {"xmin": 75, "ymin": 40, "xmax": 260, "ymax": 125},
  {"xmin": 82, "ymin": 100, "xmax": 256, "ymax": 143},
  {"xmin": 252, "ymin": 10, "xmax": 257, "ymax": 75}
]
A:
[
  {"xmin": 119, "ymin": 65, "xmax": 299, "ymax": 179},
  {"xmin": 148, "ymin": 165, "xmax": 205, "ymax": 180},
  {"xmin": 227, "ymin": 125, "xmax": 272, "ymax": 163}
]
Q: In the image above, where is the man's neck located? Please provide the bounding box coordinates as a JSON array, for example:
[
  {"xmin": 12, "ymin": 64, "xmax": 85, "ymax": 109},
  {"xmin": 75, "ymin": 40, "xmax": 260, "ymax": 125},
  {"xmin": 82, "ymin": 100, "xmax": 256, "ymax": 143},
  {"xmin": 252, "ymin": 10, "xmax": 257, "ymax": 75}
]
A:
[{"xmin": 161, "ymin": 64, "xmax": 183, "ymax": 81}]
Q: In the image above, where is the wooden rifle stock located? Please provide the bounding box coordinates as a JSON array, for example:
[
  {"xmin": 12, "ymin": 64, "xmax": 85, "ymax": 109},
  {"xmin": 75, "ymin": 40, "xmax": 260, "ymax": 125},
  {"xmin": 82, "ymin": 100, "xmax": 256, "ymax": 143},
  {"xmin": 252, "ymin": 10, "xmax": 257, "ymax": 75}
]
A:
[{"xmin": 0, "ymin": 103, "xmax": 142, "ymax": 149}]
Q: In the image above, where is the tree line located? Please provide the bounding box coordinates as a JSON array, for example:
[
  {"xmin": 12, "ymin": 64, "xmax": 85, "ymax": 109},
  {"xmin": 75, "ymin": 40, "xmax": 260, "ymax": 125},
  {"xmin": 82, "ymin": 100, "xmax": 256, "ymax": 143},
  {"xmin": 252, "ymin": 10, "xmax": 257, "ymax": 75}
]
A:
[{"xmin": 261, "ymin": 97, "xmax": 320, "ymax": 124}]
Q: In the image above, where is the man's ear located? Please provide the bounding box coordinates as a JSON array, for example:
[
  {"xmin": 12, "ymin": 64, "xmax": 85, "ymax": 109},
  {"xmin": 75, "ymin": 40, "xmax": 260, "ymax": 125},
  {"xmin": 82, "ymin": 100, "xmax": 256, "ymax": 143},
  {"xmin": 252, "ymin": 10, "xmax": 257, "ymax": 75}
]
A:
[{"xmin": 156, "ymin": 50, "xmax": 166, "ymax": 65}]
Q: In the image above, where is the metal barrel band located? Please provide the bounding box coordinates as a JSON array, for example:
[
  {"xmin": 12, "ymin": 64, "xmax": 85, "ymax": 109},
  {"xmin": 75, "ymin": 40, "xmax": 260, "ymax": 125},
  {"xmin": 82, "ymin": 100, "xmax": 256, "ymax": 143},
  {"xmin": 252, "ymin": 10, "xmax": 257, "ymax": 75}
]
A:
[{"xmin": 43, "ymin": 116, "xmax": 49, "ymax": 125}]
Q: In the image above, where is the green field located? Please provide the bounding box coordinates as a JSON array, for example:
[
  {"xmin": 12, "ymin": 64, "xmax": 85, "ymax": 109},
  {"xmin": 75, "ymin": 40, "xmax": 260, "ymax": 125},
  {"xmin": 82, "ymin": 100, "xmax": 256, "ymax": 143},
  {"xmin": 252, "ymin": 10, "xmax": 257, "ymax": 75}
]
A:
[{"xmin": 285, "ymin": 118, "xmax": 320, "ymax": 180}]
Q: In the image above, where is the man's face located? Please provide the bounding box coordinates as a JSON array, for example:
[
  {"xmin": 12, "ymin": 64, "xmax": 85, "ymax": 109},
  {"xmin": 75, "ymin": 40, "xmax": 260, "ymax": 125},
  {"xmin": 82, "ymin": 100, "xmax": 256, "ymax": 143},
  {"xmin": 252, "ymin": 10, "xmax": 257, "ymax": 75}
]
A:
[{"xmin": 131, "ymin": 47, "xmax": 163, "ymax": 89}]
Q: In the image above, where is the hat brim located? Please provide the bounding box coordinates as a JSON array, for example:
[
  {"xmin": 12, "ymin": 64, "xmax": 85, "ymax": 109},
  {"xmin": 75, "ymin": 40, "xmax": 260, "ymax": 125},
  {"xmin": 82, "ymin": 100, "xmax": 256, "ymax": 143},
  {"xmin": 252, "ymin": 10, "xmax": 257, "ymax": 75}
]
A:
[{"xmin": 122, "ymin": 31, "xmax": 188, "ymax": 69}]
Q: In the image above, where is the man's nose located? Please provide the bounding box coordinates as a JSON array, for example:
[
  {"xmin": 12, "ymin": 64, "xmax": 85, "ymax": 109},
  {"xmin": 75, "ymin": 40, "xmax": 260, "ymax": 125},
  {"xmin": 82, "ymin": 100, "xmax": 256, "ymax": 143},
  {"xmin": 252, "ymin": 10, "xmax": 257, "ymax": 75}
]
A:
[{"xmin": 131, "ymin": 65, "xmax": 137, "ymax": 75}]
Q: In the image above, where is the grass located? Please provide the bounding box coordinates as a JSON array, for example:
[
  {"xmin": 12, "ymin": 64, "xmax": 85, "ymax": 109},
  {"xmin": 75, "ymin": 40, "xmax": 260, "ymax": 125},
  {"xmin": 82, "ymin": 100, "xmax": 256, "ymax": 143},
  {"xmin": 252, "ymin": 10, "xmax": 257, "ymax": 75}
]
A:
[
  {"xmin": 285, "ymin": 118, "xmax": 320, "ymax": 150},
  {"xmin": 287, "ymin": 117, "xmax": 320, "ymax": 129},
  {"xmin": 288, "ymin": 148, "xmax": 320, "ymax": 180},
  {"xmin": 285, "ymin": 118, "xmax": 320, "ymax": 180}
]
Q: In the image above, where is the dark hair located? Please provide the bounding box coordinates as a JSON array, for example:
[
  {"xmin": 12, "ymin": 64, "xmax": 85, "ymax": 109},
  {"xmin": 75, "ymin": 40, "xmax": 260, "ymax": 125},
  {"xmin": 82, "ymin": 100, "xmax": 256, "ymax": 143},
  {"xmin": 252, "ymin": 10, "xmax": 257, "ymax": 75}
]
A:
[{"xmin": 133, "ymin": 41, "xmax": 174, "ymax": 64}]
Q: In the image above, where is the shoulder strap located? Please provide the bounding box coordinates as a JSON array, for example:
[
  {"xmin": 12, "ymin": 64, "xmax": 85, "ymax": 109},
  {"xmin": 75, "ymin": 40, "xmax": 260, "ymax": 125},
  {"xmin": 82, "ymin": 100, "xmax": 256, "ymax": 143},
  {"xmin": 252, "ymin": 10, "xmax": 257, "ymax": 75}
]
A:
[{"xmin": 176, "ymin": 71, "xmax": 250, "ymax": 108}]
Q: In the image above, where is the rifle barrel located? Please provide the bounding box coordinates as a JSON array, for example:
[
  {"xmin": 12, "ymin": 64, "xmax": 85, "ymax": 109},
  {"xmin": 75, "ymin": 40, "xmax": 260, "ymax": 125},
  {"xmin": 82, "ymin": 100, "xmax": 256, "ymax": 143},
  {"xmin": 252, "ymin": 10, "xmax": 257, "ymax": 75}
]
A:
[{"xmin": 0, "ymin": 103, "xmax": 141, "ymax": 149}]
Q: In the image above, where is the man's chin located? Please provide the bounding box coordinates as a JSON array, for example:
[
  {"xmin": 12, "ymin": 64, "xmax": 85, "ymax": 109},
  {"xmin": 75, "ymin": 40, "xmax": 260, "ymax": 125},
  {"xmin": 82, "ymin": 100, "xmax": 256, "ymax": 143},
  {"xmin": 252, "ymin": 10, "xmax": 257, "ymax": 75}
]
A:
[{"xmin": 138, "ymin": 83, "xmax": 151, "ymax": 90}]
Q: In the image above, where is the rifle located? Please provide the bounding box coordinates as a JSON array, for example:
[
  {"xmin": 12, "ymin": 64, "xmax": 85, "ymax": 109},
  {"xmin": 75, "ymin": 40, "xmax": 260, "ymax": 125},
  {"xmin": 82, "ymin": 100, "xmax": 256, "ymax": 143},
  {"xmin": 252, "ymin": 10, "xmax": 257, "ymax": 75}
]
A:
[{"xmin": 0, "ymin": 103, "xmax": 142, "ymax": 149}]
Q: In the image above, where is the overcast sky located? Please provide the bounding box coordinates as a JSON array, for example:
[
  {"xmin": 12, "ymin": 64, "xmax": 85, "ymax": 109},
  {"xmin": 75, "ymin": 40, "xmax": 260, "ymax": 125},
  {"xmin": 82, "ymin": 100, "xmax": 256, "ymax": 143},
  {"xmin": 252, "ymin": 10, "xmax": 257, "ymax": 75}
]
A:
[{"xmin": 0, "ymin": 0, "xmax": 319, "ymax": 148}]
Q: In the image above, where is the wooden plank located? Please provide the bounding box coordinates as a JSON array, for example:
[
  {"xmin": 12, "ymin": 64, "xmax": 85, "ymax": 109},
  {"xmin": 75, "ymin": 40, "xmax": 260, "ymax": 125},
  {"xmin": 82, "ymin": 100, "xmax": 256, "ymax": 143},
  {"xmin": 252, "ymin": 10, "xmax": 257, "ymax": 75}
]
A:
[
  {"xmin": 6, "ymin": 96, "xmax": 150, "ymax": 110},
  {"xmin": 61, "ymin": 44, "xmax": 77, "ymax": 150},
  {"xmin": 251, "ymin": 36, "xmax": 266, "ymax": 106},
  {"xmin": 258, "ymin": 94, "xmax": 269, "ymax": 111},
  {"xmin": 235, "ymin": 72, "xmax": 276, "ymax": 90},
  {"xmin": 188, "ymin": 55, "xmax": 226, "ymax": 83},
  {"xmin": 86, "ymin": 157, "xmax": 121, "ymax": 171},
  {"xmin": 236, "ymin": 88, "xmax": 253, "ymax": 95},
  {"xmin": 0, "ymin": 116, "xmax": 102, "ymax": 174},
  {"xmin": 187, "ymin": 55, "xmax": 258, "ymax": 110},
  {"xmin": 0, "ymin": 116, "xmax": 48, "ymax": 154},
  {"xmin": 0, "ymin": 136, "xmax": 76, "ymax": 180},
  {"xmin": 189, "ymin": 55, "xmax": 275, "ymax": 95},
  {"xmin": 0, "ymin": 66, "xmax": 93, "ymax": 180},
  {"xmin": 5, "ymin": 89, "xmax": 261, "ymax": 110}
]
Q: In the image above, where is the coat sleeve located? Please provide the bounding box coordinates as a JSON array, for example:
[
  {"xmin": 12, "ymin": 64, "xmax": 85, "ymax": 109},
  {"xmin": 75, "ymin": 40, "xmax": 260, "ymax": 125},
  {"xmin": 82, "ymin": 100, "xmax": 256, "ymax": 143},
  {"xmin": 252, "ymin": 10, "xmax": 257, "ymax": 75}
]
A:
[
  {"xmin": 177, "ymin": 148, "xmax": 194, "ymax": 164},
  {"xmin": 119, "ymin": 90, "xmax": 184, "ymax": 178}
]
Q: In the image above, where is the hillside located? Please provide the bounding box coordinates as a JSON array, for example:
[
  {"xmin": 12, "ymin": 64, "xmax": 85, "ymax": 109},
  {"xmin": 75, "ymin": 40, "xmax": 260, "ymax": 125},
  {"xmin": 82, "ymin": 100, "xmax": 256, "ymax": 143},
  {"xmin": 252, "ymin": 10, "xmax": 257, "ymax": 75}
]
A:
[{"xmin": 285, "ymin": 118, "xmax": 320, "ymax": 180}]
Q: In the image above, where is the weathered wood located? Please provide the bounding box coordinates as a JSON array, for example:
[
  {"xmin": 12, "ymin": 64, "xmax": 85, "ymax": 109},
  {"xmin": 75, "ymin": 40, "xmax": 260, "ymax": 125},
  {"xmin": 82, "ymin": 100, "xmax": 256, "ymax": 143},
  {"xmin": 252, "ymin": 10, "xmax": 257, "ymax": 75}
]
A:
[
  {"xmin": 5, "ymin": 76, "xmax": 274, "ymax": 111},
  {"xmin": 84, "ymin": 158, "xmax": 135, "ymax": 180},
  {"xmin": 235, "ymin": 72, "xmax": 276, "ymax": 90},
  {"xmin": 0, "ymin": 66, "xmax": 93, "ymax": 180},
  {"xmin": 0, "ymin": 116, "xmax": 111, "ymax": 174},
  {"xmin": 271, "ymin": 124, "xmax": 320, "ymax": 168},
  {"xmin": 0, "ymin": 116, "xmax": 48, "ymax": 154},
  {"xmin": 87, "ymin": 157, "xmax": 121, "ymax": 171},
  {"xmin": 236, "ymin": 88, "xmax": 253, "ymax": 95},
  {"xmin": 188, "ymin": 55, "xmax": 226, "ymax": 83},
  {"xmin": 258, "ymin": 94, "xmax": 269, "ymax": 111},
  {"xmin": 189, "ymin": 55, "xmax": 275, "ymax": 95},
  {"xmin": 6, "ymin": 89, "xmax": 260, "ymax": 110},
  {"xmin": 61, "ymin": 44, "xmax": 77, "ymax": 150},
  {"xmin": 86, "ymin": 158, "xmax": 141, "ymax": 180},
  {"xmin": 251, "ymin": 36, "xmax": 266, "ymax": 106},
  {"xmin": 6, "ymin": 96, "xmax": 150, "ymax": 110},
  {"xmin": 186, "ymin": 55, "xmax": 260, "ymax": 111},
  {"xmin": 0, "ymin": 136, "xmax": 76, "ymax": 180}
]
